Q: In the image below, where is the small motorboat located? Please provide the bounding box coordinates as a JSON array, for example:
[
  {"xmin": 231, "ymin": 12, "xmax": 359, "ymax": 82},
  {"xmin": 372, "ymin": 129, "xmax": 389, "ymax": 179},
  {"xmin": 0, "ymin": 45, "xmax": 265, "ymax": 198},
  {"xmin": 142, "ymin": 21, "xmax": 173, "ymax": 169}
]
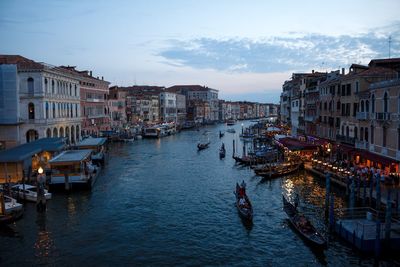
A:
[
  {"xmin": 282, "ymin": 195, "xmax": 326, "ymax": 248},
  {"xmin": 227, "ymin": 129, "xmax": 236, "ymax": 133},
  {"xmin": 234, "ymin": 183, "xmax": 253, "ymax": 221},
  {"xmin": 11, "ymin": 184, "xmax": 52, "ymax": 202},
  {"xmin": 2, "ymin": 194, "xmax": 23, "ymax": 220}
]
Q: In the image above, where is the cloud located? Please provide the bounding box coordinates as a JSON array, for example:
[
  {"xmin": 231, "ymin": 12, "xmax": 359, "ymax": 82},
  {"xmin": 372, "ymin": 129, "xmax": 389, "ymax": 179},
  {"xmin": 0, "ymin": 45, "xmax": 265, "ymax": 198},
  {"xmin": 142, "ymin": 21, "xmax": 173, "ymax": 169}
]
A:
[{"xmin": 159, "ymin": 22, "xmax": 400, "ymax": 73}]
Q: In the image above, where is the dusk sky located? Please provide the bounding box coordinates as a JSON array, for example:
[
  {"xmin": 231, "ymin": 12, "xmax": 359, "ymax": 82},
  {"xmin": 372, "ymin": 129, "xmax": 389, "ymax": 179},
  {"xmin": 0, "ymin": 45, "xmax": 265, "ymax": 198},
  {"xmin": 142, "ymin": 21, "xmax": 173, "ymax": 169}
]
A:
[{"xmin": 1, "ymin": 0, "xmax": 399, "ymax": 103}]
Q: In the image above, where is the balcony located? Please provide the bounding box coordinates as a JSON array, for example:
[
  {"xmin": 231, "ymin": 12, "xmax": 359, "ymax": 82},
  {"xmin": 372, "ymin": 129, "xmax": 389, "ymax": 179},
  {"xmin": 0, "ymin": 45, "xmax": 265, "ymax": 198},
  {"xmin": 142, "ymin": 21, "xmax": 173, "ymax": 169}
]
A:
[
  {"xmin": 336, "ymin": 134, "xmax": 355, "ymax": 145},
  {"xmin": 304, "ymin": 115, "xmax": 315, "ymax": 122},
  {"xmin": 375, "ymin": 112, "xmax": 390, "ymax": 121},
  {"xmin": 356, "ymin": 112, "xmax": 370, "ymax": 120},
  {"xmin": 355, "ymin": 140, "xmax": 369, "ymax": 150}
]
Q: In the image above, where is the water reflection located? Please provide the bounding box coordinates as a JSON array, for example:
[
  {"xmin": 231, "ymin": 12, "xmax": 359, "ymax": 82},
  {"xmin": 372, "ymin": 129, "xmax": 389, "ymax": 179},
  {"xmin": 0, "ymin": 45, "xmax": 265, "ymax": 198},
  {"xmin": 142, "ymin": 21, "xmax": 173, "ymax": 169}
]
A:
[{"xmin": 34, "ymin": 213, "xmax": 55, "ymax": 263}]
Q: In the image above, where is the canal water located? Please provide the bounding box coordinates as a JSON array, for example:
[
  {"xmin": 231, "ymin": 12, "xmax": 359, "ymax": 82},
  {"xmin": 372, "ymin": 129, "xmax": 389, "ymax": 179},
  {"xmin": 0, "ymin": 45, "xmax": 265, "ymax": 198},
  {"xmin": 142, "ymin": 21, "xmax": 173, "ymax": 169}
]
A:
[{"xmin": 0, "ymin": 121, "xmax": 398, "ymax": 266}]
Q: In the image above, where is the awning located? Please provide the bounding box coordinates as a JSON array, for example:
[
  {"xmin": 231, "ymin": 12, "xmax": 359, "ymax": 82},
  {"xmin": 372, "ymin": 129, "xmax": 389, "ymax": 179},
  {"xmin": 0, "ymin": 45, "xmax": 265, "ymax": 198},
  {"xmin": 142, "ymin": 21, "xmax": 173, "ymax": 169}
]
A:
[
  {"xmin": 278, "ymin": 137, "xmax": 319, "ymax": 151},
  {"xmin": 355, "ymin": 150, "xmax": 399, "ymax": 166}
]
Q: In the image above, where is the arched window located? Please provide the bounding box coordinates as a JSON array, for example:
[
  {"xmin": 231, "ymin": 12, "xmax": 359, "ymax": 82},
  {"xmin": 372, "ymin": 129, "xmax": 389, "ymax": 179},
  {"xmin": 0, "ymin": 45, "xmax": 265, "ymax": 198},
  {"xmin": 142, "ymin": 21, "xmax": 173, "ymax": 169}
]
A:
[
  {"xmin": 70, "ymin": 103, "xmax": 73, "ymax": 117},
  {"xmin": 52, "ymin": 103, "xmax": 56, "ymax": 118},
  {"xmin": 45, "ymin": 102, "xmax": 49, "ymax": 119},
  {"xmin": 366, "ymin": 100, "xmax": 369, "ymax": 112},
  {"xmin": 341, "ymin": 125, "xmax": 344, "ymax": 135},
  {"xmin": 59, "ymin": 127, "xmax": 64, "ymax": 137},
  {"xmin": 52, "ymin": 80, "xmax": 55, "ymax": 94},
  {"xmin": 361, "ymin": 100, "xmax": 364, "ymax": 112},
  {"xmin": 28, "ymin": 77, "xmax": 34, "ymax": 96},
  {"xmin": 45, "ymin": 78, "xmax": 48, "ymax": 93},
  {"xmin": 46, "ymin": 128, "xmax": 51, "ymax": 138},
  {"xmin": 365, "ymin": 127, "xmax": 369, "ymax": 143},
  {"xmin": 371, "ymin": 94, "xmax": 375, "ymax": 113},
  {"xmin": 76, "ymin": 104, "xmax": 78, "ymax": 117},
  {"xmin": 53, "ymin": 127, "xmax": 58, "ymax": 137},
  {"xmin": 26, "ymin": 129, "xmax": 38, "ymax": 143},
  {"xmin": 71, "ymin": 125, "xmax": 75, "ymax": 143},
  {"xmin": 383, "ymin": 92, "xmax": 388, "ymax": 113},
  {"xmin": 354, "ymin": 127, "xmax": 358, "ymax": 139},
  {"xmin": 346, "ymin": 126, "xmax": 349, "ymax": 137},
  {"xmin": 28, "ymin": 102, "xmax": 35, "ymax": 119},
  {"xmin": 75, "ymin": 84, "xmax": 77, "ymax": 96},
  {"xmin": 360, "ymin": 127, "xmax": 364, "ymax": 141}
]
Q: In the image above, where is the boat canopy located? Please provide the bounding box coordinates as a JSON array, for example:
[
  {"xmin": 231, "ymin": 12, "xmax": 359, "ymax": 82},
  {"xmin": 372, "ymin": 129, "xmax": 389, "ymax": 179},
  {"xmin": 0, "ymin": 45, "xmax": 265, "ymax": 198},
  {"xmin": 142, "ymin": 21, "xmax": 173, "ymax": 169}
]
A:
[
  {"xmin": 49, "ymin": 149, "xmax": 92, "ymax": 166},
  {"xmin": 76, "ymin": 137, "xmax": 107, "ymax": 148}
]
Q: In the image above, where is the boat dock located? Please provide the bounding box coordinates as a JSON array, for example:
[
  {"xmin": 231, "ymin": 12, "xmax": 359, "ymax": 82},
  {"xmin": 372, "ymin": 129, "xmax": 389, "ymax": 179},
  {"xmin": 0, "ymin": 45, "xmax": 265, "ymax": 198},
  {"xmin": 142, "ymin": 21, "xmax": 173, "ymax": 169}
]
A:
[{"xmin": 334, "ymin": 207, "xmax": 400, "ymax": 252}]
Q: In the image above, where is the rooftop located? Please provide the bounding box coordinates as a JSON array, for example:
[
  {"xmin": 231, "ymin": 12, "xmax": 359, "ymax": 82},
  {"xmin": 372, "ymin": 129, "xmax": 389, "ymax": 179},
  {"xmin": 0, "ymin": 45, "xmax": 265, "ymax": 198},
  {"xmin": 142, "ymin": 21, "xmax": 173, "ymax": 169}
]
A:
[
  {"xmin": 49, "ymin": 149, "xmax": 92, "ymax": 164},
  {"xmin": 76, "ymin": 137, "xmax": 107, "ymax": 147}
]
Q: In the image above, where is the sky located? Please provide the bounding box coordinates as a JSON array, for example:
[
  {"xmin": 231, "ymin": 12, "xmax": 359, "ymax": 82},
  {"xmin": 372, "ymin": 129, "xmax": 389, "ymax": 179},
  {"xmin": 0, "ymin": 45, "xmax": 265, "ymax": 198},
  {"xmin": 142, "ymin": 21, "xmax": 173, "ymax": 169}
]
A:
[{"xmin": 1, "ymin": 0, "xmax": 399, "ymax": 103}]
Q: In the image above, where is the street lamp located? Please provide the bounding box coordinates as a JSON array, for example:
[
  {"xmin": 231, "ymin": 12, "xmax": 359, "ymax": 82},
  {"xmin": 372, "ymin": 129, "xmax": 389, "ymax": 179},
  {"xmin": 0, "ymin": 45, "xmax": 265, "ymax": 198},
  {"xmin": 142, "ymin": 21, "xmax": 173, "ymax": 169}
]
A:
[{"xmin": 38, "ymin": 166, "xmax": 43, "ymax": 175}]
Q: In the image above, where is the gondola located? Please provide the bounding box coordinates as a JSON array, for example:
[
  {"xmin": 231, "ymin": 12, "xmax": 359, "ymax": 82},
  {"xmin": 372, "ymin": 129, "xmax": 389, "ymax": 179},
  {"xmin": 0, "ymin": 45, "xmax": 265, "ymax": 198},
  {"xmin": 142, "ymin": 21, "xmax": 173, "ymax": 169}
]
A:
[
  {"xmin": 255, "ymin": 162, "xmax": 302, "ymax": 179},
  {"xmin": 234, "ymin": 183, "xmax": 253, "ymax": 221},
  {"xmin": 219, "ymin": 144, "xmax": 226, "ymax": 158},
  {"xmin": 197, "ymin": 142, "xmax": 210, "ymax": 150},
  {"xmin": 282, "ymin": 195, "xmax": 326, "ymax": 249}
]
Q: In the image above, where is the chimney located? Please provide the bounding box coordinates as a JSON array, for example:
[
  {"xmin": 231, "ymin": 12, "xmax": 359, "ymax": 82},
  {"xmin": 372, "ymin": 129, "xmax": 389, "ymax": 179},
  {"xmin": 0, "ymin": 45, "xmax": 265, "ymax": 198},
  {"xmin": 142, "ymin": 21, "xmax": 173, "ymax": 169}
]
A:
[
  {"xmin": 341, "ymin": 68, "xmax": 345, "ymax": 75},
  {"xmin": 90, "ymin": 71, "xmax": 92, "ymax": 76},
  {"xmin": 312, "ymin": 70, "xmax": 314, "ymax": 74}
]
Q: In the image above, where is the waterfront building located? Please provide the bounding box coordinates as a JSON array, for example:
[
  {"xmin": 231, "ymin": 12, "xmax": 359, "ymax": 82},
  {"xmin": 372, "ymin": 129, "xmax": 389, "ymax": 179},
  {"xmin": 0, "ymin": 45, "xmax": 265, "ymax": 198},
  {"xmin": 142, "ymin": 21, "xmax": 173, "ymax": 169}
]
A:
[
  {"xmin": 127, "ymin": 93, "xmax": 159, "ymax": 124},
  {"xmin": 280, "ymin": 80, "xmax": 292, "ymax": 124},
  {"xmin": 176, "ymin": 93, "xmax": 186, "ymax": 127},
  {"xmin": 358, "ymin": 58, "xmax": 400, "ymax": 172},
  {"xmin": 187, "ymin": 99, "xmax": 210, "ymax": 123},
  {"xmin": 61, "ymin": 67, "xmax": 110, "ymax": 137},
  {"xmin": 167, "ymin": 85, "xmax": 219, "ymax": 122},
  {"xmin": 0, "ymin": 55, "xmax": 81, "ymax": 148},
  {"xmin": 108, "ymin": 86, "xmax": 128, "ymax": 129},
  {"xmin": 159, "ymin": 92, "xmax": 177, "ymax": 123},
  {"xmin": 316, "ymin": 70, "xmax": 343, "ymax": 141}
]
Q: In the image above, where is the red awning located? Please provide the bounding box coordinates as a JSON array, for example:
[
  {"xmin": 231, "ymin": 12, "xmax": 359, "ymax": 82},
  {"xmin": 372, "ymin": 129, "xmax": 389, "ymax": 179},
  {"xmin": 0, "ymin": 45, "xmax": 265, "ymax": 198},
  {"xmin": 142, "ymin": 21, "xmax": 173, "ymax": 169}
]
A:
[
  {"xmin": 278, "ymin": 137, "xmax": 319, "ymax": 151},
  {"xmin": 355, "ymin": 150, "xmax": 399, "ymax": 165}
]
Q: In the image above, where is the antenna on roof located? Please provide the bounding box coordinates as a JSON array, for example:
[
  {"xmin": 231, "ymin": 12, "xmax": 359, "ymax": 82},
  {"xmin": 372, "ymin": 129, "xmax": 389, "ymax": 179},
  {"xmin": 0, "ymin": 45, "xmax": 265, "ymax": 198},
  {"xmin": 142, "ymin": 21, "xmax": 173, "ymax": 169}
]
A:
[{"xmin": 389, "ymin": 35, "xmax": 392, "ymax": 59}]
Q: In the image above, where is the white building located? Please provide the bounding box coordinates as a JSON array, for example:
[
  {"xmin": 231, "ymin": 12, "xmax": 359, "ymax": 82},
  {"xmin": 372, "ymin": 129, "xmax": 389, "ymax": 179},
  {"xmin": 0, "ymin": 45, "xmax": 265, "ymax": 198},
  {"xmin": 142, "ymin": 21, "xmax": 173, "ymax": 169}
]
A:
[
  {"xmin": 0, "ymin": 55, "xmax": 82, "ymax": 149},
  {"xmin": 159, "ymin": 92, "xmax": 177, "ymax": 123}
]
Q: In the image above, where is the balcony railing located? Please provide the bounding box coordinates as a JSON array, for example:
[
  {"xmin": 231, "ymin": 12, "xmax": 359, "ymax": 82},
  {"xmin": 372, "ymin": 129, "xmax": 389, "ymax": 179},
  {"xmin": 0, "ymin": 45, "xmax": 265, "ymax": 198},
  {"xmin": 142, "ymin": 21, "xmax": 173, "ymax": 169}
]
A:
[
  {"xmin": 336, "ymin": 134, "xmax": 355, "ymax": 145},
  {"xmin": 356, "ymin": 112, "xmax": 370, "ymax": 120},
  {"xmin": 375, "ymin": 112, "xmax": 390, "ymax": 121},
  {"xmin": 355, "ymin": 140, "xmax": 368, "ymax": 150}
]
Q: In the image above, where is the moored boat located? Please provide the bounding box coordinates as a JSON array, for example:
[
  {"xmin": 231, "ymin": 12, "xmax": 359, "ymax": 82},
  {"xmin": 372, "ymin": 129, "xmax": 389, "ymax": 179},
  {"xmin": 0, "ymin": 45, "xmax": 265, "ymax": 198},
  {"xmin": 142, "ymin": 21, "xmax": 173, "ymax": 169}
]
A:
[
  {"xmin": 234, "ymin": 183, "xmax": 253, "ymax": 221},
  {"xmin": 255, "ymin": 162, "xmax": 302, "ymax": 179},
  {"xmin": 282, "ymin": 195, "xmax": 326, "ymax": 249},
  {"xmin": 226, "ymin": 119, "xmax": 236, "ymax": 126},
  {"xmin": 0, "ymin": 194, "xmax": 23, "ymax": 223},
  {"xmin": 11, "ymin": 184, "xmax": 52, "ymax": 202},
  {"xmin": 226, "ymin": 128, "xmax": 236, "ymax": 133}
]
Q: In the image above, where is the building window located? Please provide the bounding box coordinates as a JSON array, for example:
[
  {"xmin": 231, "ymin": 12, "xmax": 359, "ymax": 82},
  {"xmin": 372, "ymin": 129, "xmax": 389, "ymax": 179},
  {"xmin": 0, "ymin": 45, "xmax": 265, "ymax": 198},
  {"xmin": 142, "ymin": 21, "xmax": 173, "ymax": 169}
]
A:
[
  {"xmin": 346, "ymin": 126, "xmax": 349, "ymax": 138},
  {"xmin": 354, "ymin": 127, "xmax": 358, "ymax": 139},
  {"xmin": 346, "ymin": 84, "xmax": 351, "ymax": 95},
  {"xmin": 366, "ymin": 100, "xmax": 369, "ymax": 112},
  {"xmin": 28, "ymin": 77, "xmax": 34, "ymax": 96},
  {"xmin": 46, "ymin": 128, "xmax": 51, "ymax": 138},
  {"xmin": 337, "ymin": 101, "xmax": 341, "ymax": 110},
  {"xmin": 45, "ymin": 102, "xmax": 49, "ymax": 119},
  {"xmin": 360, "ymin": 127, "xmax": 364, "ymax": 141},
  {"xmin": 398, "ymin": 128, "xmax": 400, "ymax": 150},
  {"xmin": 52, "ymin": 80, "xmax": 55, "ymax": 94},
  {"xmin": 365, "ymin": 127, "xmax": 369, "ymax": 143},
  {"xmin": 383, "ymin": 127, "xmax": 387, "ymax": 147},
  {"xmin": 355, "ymin": 81, "xmax": 359, "ymax": 93},
  {"xmin": 361, "ymin": 100, "xmax": 364, "ymax": 112},
  {"xmin": 372, "ymin": 94, "xmax": 375, "ymax": 113},
  {"xmin": 45, "ymin": 78, "xmax": 48, "ymax": 93},
  {"xmin": 341, "ymin": 125, "xmax": 344, "ymax": 135},
  {"xmin": 75, "ymin": 85, "xmax": 77, "ymax": 96},
  {"xmin": 384, "ymin": 92, "xmax": 388, "ymax": 113},
  {"xmin": 53, "ymin": 103, "xmax": 56, "ymax": 118},
  {"xmin": 370, "ymin": 126, "xmax": 374, "ymax": 144},
  {"xmin": 28, "ymin": 102, "xmax": 35, "ymax": 119}
]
